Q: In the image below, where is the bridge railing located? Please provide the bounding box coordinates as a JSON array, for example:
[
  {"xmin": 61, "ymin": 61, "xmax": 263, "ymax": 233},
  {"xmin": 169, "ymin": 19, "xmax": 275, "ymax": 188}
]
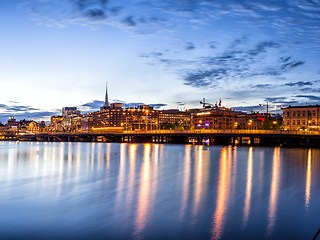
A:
[
  {"xmin": 5, "ymin": 129, "xmax": 320, "ymax": 137},
  {"xmin": 122, "ymin": 129, "xmax": 320, "ymax": 135}
]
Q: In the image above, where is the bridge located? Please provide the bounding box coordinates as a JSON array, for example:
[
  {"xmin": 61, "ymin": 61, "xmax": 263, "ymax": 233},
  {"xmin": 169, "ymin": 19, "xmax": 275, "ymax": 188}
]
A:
[{"xmin": 1, "ymin": 129, "xmax": 320, "ymax": 147}]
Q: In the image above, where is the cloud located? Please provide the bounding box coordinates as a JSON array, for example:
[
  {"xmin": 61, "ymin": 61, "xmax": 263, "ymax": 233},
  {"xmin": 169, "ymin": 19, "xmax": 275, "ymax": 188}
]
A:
[
  {"xmin": 143, "ymin": 40, "xmax": 305, "ymax": 88},
  {"xmin": 295, "ymin": 95, "xmax": 320, "ymax": 101},
  {"xmin": 184, "ymin": 69, "xmax": 225, "ymax": 87},
  {"xmin": 247, "ymin": 42, "xmax": 280, "ymax": 56},
  {"xmin": 121, "ymin": 16, "xmax": 136, "ymax": 27},
  {"xmin": 73, "ymin": 0, "xmax": 109, "ymax": 11},
  {"xmin": 252, "ymin": 84, "xmax": 271, "ymax": 88},
  {"xmin": 285, "ymin": 81, "xmax": 313, "ymax": 87},
  {"xmin": 280, "ymin": 57, "xmax": 305, "ymax": 72},
  {"xmin": 0, "ymin": 104, "xmax": 38, "ymax": 112},
  {"xmin": 175, "ymin": 102, "xmax": 186, "ymax": 106},
  {"xmin": 84, "ymin": 8, "xmax": 107, "ymax": 21},
  {"xmin": 300, "ymin": 87, "xmax": 320, "ymax": 93},
  {"xmin": 0, "ymin": 102, "xmax": 60, "ymax": 123},
  {"xmin": 209, "ymin": 41, "xmax": 217, "ymax": 49},
  {"xmin": 229, "ymin": 35, "xmax": 249, "ymax": 48},
  {"xmin": 149, "ymin": 103, "xmax": 167, "ymax": 109},
  {"xmin": 265, "ymin": 97, "xmax": 287, "ymax": 103},
  {"xmin": 79, "ymin": 100, "xmax": 104, "ymax": 112},
  {"xmin": 109, "ymin": 6, "xmax": 123, "ymax": 16},
  {"xmin": 185, "ymin": 42, "xmax": 195, "ymax": 50}
]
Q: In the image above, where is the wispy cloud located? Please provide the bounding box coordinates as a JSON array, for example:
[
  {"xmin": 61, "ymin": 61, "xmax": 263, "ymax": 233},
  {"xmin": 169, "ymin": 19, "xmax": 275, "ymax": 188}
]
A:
[
  {"xmin": 295, "ymin": 95, "xmax": 320, "ymax": 101},
  {"xmin": 0, "ymin": 102, "xmax": 60, "ymax": 123},
  {"xmin": 144, "ymin": 41, "xmax": 305, "ymax": 88},
  {"xmin": 185, "ymin": 42, "xmax": 195, "ymax": 50},
  {"xmin": 252, "ymin": 84, "xmax": 271, "ymax": 88},
  {"xmin": 121, "ymin": 16, "xmax": 136, "ymax": 27},
  {"xmin": 284, "ymin": 81, "xmax": 313, "ymax": 87}
]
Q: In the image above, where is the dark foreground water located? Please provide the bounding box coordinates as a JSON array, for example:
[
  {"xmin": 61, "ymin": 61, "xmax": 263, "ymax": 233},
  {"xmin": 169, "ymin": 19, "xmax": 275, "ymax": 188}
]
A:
[{"xmin": 0, "ymin": 142, "xmax": 320, "ymax": 240}]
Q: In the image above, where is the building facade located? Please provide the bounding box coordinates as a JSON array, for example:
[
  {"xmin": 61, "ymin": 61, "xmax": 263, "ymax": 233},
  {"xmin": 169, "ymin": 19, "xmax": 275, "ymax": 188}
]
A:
[
  {"xmin": 282, "ymin": 105, "xmax": 320, "ymax": 130},
  {"xmin": 92, "ymin": 105, "xmax": 192, "ymax": 131},
  {"xmin": 236, "ymin": 113, "xmax": 264, "ymax": 130},
  {"xmin": 62, "ymin": 107, "xmax": 81, "ymax": 117},
  {"xmin": 50, "ymin": 115, "xmax": 64, "ymax": 131},
  {"xmin": 159, "ymin": 109, "xmax": 191, "ymax": 129},
  {"xmin": 93, "ymin": 107, "xmax": 158, "ymax": 131},
  {"xmin": 192, "ymin": 107, "xmax": 237, "ymax": 129}
]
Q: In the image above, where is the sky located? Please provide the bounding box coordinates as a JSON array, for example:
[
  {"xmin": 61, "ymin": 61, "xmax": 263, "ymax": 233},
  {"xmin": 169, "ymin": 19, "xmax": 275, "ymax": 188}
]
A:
[{"xmin": 1, "ymin": 0, "xmax": 320, "ymax": 122}]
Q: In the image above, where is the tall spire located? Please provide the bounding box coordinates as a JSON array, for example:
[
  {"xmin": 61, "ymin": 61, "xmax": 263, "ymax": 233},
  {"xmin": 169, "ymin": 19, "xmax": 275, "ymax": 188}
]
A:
[{"xmin": 104, "ymin": 82, "xmax": 109, "ymax": 107}]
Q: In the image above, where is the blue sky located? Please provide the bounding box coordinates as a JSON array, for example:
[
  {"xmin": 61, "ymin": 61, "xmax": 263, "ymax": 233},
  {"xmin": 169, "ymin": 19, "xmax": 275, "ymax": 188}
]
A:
[{"xmin": 1, "ymin": 0, "xmax": 320, "ymax": 122}]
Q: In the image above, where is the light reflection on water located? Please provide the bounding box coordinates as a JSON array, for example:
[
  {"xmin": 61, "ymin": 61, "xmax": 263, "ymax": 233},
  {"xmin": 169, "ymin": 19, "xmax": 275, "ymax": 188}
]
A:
[
  {"xmin": 305, "ymin": 149, "xmax": 312, "ymax": 210},
  {"xmin": 267, "ymin": 147, "xmax": 280, "ymax": 235},
  {"xmin": 0, "ymin": 141, "xmax": 319, "ymax": 239},
  {"xmin": 211, "ymin": 147, "xmax": 230, "ymax": 240}
]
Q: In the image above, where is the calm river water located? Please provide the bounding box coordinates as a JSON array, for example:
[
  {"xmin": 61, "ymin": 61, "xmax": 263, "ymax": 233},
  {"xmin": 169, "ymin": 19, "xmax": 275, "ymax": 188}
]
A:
[{"xmin": 0, "ymin": 141, "xmax": 320, "ymax": 240}]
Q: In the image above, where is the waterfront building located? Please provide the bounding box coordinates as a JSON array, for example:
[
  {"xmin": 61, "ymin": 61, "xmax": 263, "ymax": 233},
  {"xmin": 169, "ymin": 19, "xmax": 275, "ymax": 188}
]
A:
[
  {"xmin": 92, "ymin": 104, "xmax": 159, "ymax": 131},
  {"xmin": 62, "ymin": 107, "xmax": 81, "ymax": 117},
  {"xmin": 282, "ymin": 105, "xmax": 320, "ymax": 130},
  {"xmin": 6, "ymin": 116, "xmax": 19, "ymax": 128},
  {"xmin": 192, "ymin": 107, "xmax": 237, "ymax": 129},
  {"xmin": 60, "ymin": 114, "xmax": 82, "ymax": 132},
  {"xmin": 50, "ymin": 115, "xmax": 64, "ymax": 131},
  {"xmin": 159, "ymin": 109, "xmax": 191, "ymax": 129},
  {"xmin": 81, "ymin": 113, "xmax": 93, "ymax": 131},
  {"xmin": 236, "ymin": 113, "xmax": 264, "ymax": 130},
  {"xmin": 26, "ymin": 121, "xmax": 39, "ymax": 133}
]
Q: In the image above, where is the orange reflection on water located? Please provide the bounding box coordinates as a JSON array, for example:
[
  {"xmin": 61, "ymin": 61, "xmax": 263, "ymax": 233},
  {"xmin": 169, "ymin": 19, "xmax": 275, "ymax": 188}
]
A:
[
  {"xmin": 130, "ymin": 144, "xmax": 137, "ymax": 161},
  {"xmin": 134, "ymin": 144, "xmax": 152, "ymax": 238},
  {"xmin": 153, "ymin": 144, "xmax": 159, "ymax": 162},
  {"xmin": 305, "ymin": 149, "xmax": 312, "ymax": 209},
  {"xmin": 67, "ymin": 142, "xmax": 73, "ymax": 177},
  {"xmin": 230, "ymin": 146, "xmax": 238, "ymax": 201},
  {"xmin": 193, "ymin": 145, "xmax": 209, "ymax": 216},
  {"xmin": 193, "ymin": 145, "xmax": 203, "ymax": 215},
  {"xmin": 91, "ymin": 142, "xmax": 95, "ymax": 171},
  {"xmin": 126, "ymin": 144, "xmax": 137, "ymax": 208},
  {"xmin": 76, "ymin": 143, "xmax": 81, "ymax": 173},
  {"xmin": 106, "ymin": 143, "xmax": 111, "ymax": 170},
  {"xmin": 56, "ymin": 142, "xmax": 65, "ymax": 197},
  {"xmin": 151, "ymin": 144, "xmax": 159, "ymax": 179},
  {"xmin": 97, "ymin": 143, "xmax": 103, "ymax": 170},
  {"xmin": 116, "ymin": 144, "xmax": 127, "ymax": 210},
  {"xmin": 267, "ymin": 147, "xmax": 280, "ymax": 234},
  {"xmin": 180, "ymin": 145, "xmax": 192, "ymax": 219},
  {"xmin": 211, "ymin": 147, "xmax": 231, "ymax": 240},
  {"xmin": 242, "ymin": 147, "xmax": 253, "ymax": 227}
]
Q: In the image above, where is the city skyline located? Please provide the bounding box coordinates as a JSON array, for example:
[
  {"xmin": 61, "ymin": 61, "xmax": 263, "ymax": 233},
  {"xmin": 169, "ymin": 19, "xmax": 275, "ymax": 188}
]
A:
[{"xmin": 1, "ymin": 0, "xmax": 320, "ymax": 123}]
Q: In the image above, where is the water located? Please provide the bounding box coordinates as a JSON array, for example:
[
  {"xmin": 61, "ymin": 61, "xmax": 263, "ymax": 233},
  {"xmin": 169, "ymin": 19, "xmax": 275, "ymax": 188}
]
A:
[{"xmin": 0, "ymin": 141, "xmax": 319, "ymax": 240}]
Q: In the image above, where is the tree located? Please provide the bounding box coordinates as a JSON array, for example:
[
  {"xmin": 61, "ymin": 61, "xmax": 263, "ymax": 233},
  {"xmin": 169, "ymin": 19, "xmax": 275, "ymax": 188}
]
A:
[{"xmin": 260, "ymin": 117, "xmax": 283, "ymax": 130}]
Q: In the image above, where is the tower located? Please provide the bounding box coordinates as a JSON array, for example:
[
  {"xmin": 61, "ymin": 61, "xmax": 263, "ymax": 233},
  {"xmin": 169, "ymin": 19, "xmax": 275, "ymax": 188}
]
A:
[
  {"xmin": 100, "ymin": 83, "xmax": 110, "ymax": 111},
  {"xmin": 104, "ymin": 83, "xmax": 109, "ymax": 107}
]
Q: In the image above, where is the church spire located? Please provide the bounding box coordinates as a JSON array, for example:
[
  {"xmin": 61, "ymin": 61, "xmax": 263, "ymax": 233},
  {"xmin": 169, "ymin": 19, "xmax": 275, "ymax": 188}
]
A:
[{"xmin": 104, "ymin": 82, "xmax": 109, "ymax": 107}]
